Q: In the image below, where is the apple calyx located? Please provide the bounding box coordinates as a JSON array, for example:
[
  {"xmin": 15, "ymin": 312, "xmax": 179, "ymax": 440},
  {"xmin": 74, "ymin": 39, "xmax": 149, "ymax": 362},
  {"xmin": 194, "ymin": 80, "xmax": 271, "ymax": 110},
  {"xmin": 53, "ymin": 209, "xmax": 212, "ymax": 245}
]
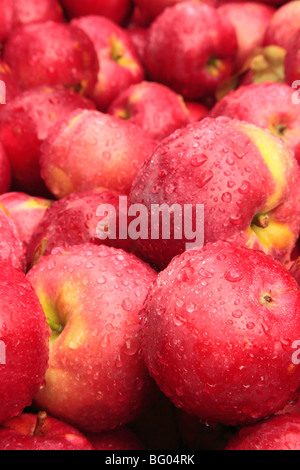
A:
[
  {"xmin": 33, "ymin": 411, "xmax": 47, "ymax": 437},
  {"xmin": 261, "ymin": 293, "xmax": 274, "ymax": 306}
]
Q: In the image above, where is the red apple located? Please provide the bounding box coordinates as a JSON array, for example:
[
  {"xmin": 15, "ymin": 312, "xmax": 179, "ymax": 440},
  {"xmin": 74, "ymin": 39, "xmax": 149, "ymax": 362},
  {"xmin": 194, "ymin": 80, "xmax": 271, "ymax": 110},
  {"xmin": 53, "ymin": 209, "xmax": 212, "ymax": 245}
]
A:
[
  {"xmin": 60, "ymin": 0, "xmax": 133, "ymax": 25},
  {"xmin": 0, "ymin": 204, "xmax": 26, "ymax": 270},
  {"xmin": 217, "ymin": 2, "xmax": 275, "ymax": 70},
  {"xmin": 0, "ymin": 143, "xmax": 11, "ymax": 195},
  {"xmin": 0, "ymin": 86, "xmax": 95, "ymax": 196},
  {"xmin": 108, "ymin": 81, "xmax": 190, "ymax": 141},
  {"xmin": 3, "ymin": 21, "xmax": 99, "ymax": 96},
  {"xmin": 184, "ymin": 101, "xmax": 209, "ymax": 123},
  {"xmin": 0, "ymin": 60, "xmax": 21, "ymax": 103},
  {"xmin": 141, "ymin": 240, "xmax": 300, "ymax": 426},
  {"xmin": 290, "ymin": 256, "xmax": 300, "ymax": 287},
  {"xmin": 72, "ymin": 16, "xmax": 144, "ymax": 111},
  {"xmin": 226, "ymin": 413, "xmax": 300, "ymax": 450},
  {"xmin": 12, "ymin": 0, "xmax": 64, "ymax": 27},
  {"xmin": 0, "ymin": 412, "xmax": 94, "ymax": 450},
  {"xmin": 264, "ymin": 1, "xmax": 300, "ymax": 50},
  {"xmin": 0, "ymin": 260, "xmax": 49, "ymax": 424},
  {"xmin": 127, "ymin": 27, "xmax": 147, "ymax": 66},
  {"xmin": 0, "ymin": 0, "xmax": 13, "ymax": 43},
  {"xmin": 144, "ymin": 2, "xmax": 237, "ymax": 100},
  {"xmin": 40, "ymin": 109, "xmax": 157, "ymax": 198},
  {"xmin": 130, "ymin": 116, "xmax": 300, "ymax": 270},
  {"xmin": 27, "ymin": 243, "xmax": 157, "ymax": 432},
  {"xmin": 86, "ymin": 427, "xmax": 144, "ymax": 450},
  {"xmin": 285, "ymin": 29, "xmax": 300, "ymax": 86},
  {"xmin": 134, "ymin": 0, "xmax": 216, "ymax": 23},
  {"xmin": 0, "ymin": 192, "xmax": 52, "ymax": 254},
  {"xmin": 27, "ymin": 188, "xmax": 134, "ymax": 266},
  {"xmin": 210, "ymin": 82, "xmax": 300, "ymax": 164}
]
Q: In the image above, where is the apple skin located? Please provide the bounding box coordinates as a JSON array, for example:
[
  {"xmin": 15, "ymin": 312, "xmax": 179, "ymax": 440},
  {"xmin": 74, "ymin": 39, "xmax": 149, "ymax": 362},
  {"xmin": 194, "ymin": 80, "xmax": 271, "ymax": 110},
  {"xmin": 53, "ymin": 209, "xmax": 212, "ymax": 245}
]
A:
[
  {"xmin": 40, "ymin": 109, "xmax": 157, "ymax": 198},
  {"xmin": 290, "ymin": 256, "xmax": 300, "ymax": 288},
  {"xmin": 130, "ymin": 116, "xmax": 300, "ymax": 270},
  {"xmin": 285, "ymin": 29, "xmax": 300, "ymax": 86},
  {"xmin": 27, "ymin": 243, "xmax": 157, "ymax": 432},
  {"xmin": 127, "ymin": 27, "xmax": 147, "ymax": 66},
  {"xmin": 3, "ymin": 21, "xmax": 99, "ymax": 96},
  {"xmin": 86, "ymin": 427, "xmax": 144, "ymax": 450},
  {"xmin": 0, "ymin": 0, "xmax": 13, "ymax": 43},
  {"xmin": 0, "ymin": 192, "xmax": 52, "ymax": 256},
  {"xmin": 210, "ymin": 82, "xmax": 300, "ymax": 164},
  {"xmin": 134, "ymin": 0, "xmax": 216, "ymax": 23},
  {"xmin": 0, "ymin": 143, "xmax": 11, "ymax": 195},
  {"xmin": 0, "ymin": 413, "xmax": 94, "ymax": 450},
  {"xmin": 263, "ymin": 1, "xmax": 300, "ymax": 50},
  {"xmin": 0, "ymin": 204, "xmax": 26, "ymax": 270},
  {"xmin": 0, "ymin": 260, "xmax": 49, "ymax": 424},
  {"xmin": 27, "ymin": 188, "xmax": 134, "ymax": 266},
  {"xmin": 12, "ymin": 0, "xmax": 64, "ymax": 27},
  {"xmin": 0, "ymin": 60, "xmax": 21, "ymax": 103},
  {"xmin": 71, "ymin": 16, "xmax": 144, "ymax": 111},
  {"xmin": 184, "ymin": 101, "xmax": 209, "ymax": 123},
  {"xmin": 108, "ymin": 81, "xmax": 190, "ymax": 141},
  {"xmin": 0, "ymin": 86, "xmax": 95, "ymax": 196},
  {"xmin": 217, "ymin": 2, "xmax": 275, "ymax": 71},
  {"xmin": 144, "ymin": 2, "xmax": 237, "ymax": 100},
  {"xmin": 226, "ymin": 414, "xmax": 300, "ymax": 450},
  {"xmin": 141, "ymin": 240, "xmax": 300, "ymax": 426},
  {"xmin": 60, "ymin": 0, "xmax": 133, "ymax": 25}
]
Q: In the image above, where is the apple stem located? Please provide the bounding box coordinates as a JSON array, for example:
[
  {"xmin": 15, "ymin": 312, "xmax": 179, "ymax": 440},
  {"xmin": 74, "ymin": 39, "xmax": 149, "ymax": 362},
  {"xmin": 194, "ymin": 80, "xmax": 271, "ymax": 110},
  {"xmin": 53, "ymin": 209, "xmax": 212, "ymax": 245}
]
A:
[
  {"xmin": 46, "ymin": 317, "xmax": 63, "ymax": 333},
  {"xmin": 254, "ymin": 214, "xmax": 270, "ymax": 229},
  {"xmin": 33, "ymin": 411, "xmax": 47, "ymax": 436}
]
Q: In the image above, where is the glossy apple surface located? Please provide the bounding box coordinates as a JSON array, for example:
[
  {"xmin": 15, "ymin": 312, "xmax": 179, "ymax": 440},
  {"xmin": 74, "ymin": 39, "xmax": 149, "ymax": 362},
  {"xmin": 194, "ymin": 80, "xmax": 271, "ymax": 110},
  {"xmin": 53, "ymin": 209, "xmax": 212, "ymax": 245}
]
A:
[
  {"xmin": 27, "ymin": 188, "xmax": 134, "ymax": 266},
  {"xmin": 0, "ymin": 260, "xmax": 49, "ymax": 424},
  {"xmin": 130, "ymin": 116, "xmax": 300, "ymax": 269},
  {"xmin": 3, "ymin": 21, "xmax": 99, "ymax": 96},
  {"xmin": 145, "ymin": 2, "xmax": 237, "ymax": 99},
  {"xmin": 0, "ymin": 86, "xmax": 95, "ymax": 195},
  {"xmin": 12, "ymin": 0, "xmax": 63, "ymax": 26},
  {"xmin": 27, "ymin": 244, "xmax": 157, "ymax": 432},
  {"xmin": 226, "ymin": 413, "xmax": 300, "ymax": 450},
  {"xmin": 0, "ymin": 192, "xmax": 52, "ymax": 253},
  {"xmin": 60, "ymin": 0, "xmax": 133, "ymax": 25},
  {"xmin": 218, "ymin": 2, "xmax": 275, "ymax": 70},
  {"xmin": 40, "ymin": 109, "xmax": 156, "ymax": 198},
  {"xmin": 108, "ymin": 81, "xmax": 190, "ymax": 140},
  {"xmin": 210, "ymin": 82, "xmax": 300, "ymax": 163},
  {"xmin": 0, "ymin": 204, "xmax": 25, "ymax": 270},
  {"xmin": 263, "ymin": 1, "xmax": 300, "ymax": 50},
  {"xmin": 0, "ymin": 413, "xmax": 93, "ymax": 450},
  {"xmin": 141, "ymin": 240, "xmax": 300, "ymax": 426},
  {"xmin": 72, "ymin": 15, "xmax": 144, "ymax": 111}
]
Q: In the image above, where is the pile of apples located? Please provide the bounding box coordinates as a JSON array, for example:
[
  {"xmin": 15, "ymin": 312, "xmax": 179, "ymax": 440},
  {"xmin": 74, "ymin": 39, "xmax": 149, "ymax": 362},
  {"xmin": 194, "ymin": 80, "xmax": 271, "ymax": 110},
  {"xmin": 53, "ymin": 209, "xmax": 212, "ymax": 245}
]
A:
[{"xmin": 1, "ymin": 0, "xmax": 300, "ymax": 451}]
